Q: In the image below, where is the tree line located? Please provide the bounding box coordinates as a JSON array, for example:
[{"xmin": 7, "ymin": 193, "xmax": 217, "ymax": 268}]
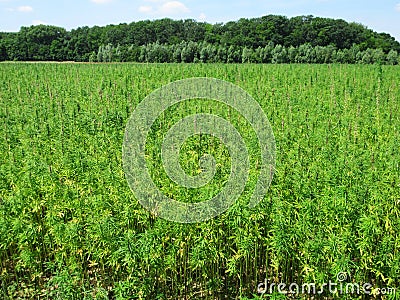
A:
[
  {"xmin": 1, "ymin": 15, "xmax": 399, "ymax": 64},
  {"xmin": 94, "ymin": 41, "xmax": 400, "ymax": 64}
]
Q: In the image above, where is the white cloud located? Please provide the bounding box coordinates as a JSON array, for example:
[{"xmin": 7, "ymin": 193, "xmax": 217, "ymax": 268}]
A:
[
  {"xmin": 138, "ymin": 5, "xmax": 153, "ymax": 13},
  {"xmin": 17, "ymin": 5, "xmax": 33, "ymax": 12},
  {"xmin": 90, "ymin": 0, "xmax": 113, "ymax": 4},
  {"xmin": 138, "ymin": 0, "xmax": 190, "ymax": 16},
  {"xmin": 32, "ymin": 20, "xmax": 48, "ymax": 25},
  {"xmin": 396, "ymin": 3, "xmax": 400, "ymax": 12},
  {"xmin": 159, "ymin": 1, "xmax": 189, "ymax": 14},
  {"xmin": 198, "ymin": 12, "xmax": 206, "ymax": 21}
]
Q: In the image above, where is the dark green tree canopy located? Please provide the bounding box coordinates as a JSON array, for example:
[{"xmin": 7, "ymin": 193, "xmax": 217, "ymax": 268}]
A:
[{"xmin": 0, "ymin": 15, "xmax": 399, "ymax": 62}]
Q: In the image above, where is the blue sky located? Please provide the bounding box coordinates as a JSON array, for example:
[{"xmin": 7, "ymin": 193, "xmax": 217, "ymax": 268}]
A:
[{"xmin": 1, "ymin": 0, "xmax": 400, "ymax": 42}]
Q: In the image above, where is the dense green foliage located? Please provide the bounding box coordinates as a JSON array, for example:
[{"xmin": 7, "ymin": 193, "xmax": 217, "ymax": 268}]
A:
[
  {"xmin": 0, "ymin": 15, "xmax": 400, "ymax": 63},
  {"xmin": 0, "ymin": 63, "xmax": 400, "ymax": 299},
  {"xmin": 94, "ymin": 41, "xmax": 400, "ymax": 64}
]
